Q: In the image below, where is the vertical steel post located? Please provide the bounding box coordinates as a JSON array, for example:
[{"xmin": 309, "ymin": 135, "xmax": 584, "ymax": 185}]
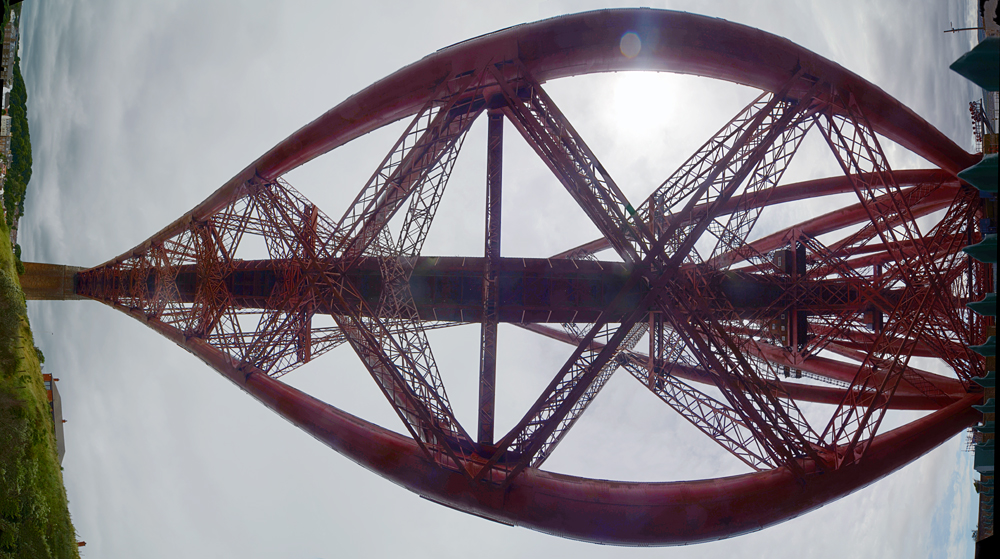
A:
[
  {"xmin": 648, "ymin": 312, "xmax": 663, "ymax": 389},
  {"xmin": 478, "ymin": 109, "xmax": 504, "ymax": 445}
]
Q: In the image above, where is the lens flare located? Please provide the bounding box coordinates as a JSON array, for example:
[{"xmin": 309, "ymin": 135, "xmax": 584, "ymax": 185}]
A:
[{"xmin": 620, "ymin": 32, "xmax": 641, "ymax": 59}]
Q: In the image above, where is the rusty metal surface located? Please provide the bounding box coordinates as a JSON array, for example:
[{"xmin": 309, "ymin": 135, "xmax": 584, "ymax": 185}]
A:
[
  {"xmin": 97, "ymin": 10, "xmax": 975, "ymax": 272},
  {"xmin": 174, "ymin": 330, "xmax": 979, "ymax": 545},
  {"xmin": 70, "ymin": 8, "xmax": 990, "ymax": 546}
]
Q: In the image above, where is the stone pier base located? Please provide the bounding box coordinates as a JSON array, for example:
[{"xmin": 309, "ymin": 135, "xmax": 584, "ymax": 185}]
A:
[{"xmin": 19, "ymin": 263, "xmax": 86, "ymax": 300}]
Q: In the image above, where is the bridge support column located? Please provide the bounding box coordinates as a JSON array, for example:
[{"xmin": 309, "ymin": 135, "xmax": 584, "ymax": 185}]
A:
[{"xmin": 20, "ymin": 263, "xmax": 86, "ymax": 300}]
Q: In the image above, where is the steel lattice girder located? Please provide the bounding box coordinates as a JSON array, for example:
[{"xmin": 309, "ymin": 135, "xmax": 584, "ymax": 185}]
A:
[{"xmin": 70, "ymin": 9, "xmax": 989, "ymax": 546}]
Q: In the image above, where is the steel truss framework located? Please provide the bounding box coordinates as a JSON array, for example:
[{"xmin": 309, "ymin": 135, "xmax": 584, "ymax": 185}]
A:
[{"xmin": 73, "ymin": 10, "xmax": 989, "ymax": 545}]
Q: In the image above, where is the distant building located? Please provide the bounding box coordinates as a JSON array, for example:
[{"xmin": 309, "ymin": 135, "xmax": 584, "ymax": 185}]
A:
[
  {"xmin": 0, "ymin": 13, "xmax": 17, "ymax": 88},
  {"xmin": 981, "ymin": 0, "xmax": 999, "ymax": 154},
  {"xmin": 43, "ymin": 371, "xmax": 67, "ymax": 464},
  {"xmin": 0, "ymin": 114, "xmax": 10, "ymax": 154}
]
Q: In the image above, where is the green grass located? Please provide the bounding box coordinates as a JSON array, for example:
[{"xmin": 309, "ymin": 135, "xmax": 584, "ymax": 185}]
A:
[
  {"xmin": 0, "ymin": 3, "xmax": 78, "ymax": 555},
  {"xmin": 5, "ymin": 29, "xmax": 33, "ymax": 234},
  {"xmin": 0, "ymin": 215, "xmax": 80, "ymax": 558}
]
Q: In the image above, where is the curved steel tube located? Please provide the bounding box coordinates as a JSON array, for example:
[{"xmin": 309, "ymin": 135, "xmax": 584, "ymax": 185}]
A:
[
  {"xmin": 559, "ymin": 169, "xmax": 959, "ymax": 262},
  {"xmin": 520, "ymin": 323, "xmax": 965, "ymax": 410},
  {"xmin": 171, "ymin": 327, "xmax": 977, "ymax": 546},
  {"xmin": 251, "ymin": 10, "xmax": 973, "ymax": 178},
  {"xmin": 97, "ymin": 9, "xmax": 980, "ymax": 545},
  {"xmin": 107, "ymin": 9, "xmax": 975, "ymax": 267}
]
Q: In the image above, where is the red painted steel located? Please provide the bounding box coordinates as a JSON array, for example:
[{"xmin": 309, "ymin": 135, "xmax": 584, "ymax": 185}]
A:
[
  {"xmin": 478, "ymin": 109, "xmax": 503, "ymax": 445},
  {"xmin": 94, "ymin": 300, "xmax": 981, "ymax": 545},
  {"xmin": 97, "ymin": 11, "xmax": 975, "ymax": 269},
  {"xmin": 72, "ymin": 9, "xmax": 990, "ymax": 546},
  {"xmin": 521, "ymin": 323, "xmax": 963, "ymax": 409},
  {"xmin": 184, "ymin": 328, "xmax": 980, "ymax": 546},
  {"xmin": 558, "ymin": 169, "xmax": 959, "ymax": 262}
]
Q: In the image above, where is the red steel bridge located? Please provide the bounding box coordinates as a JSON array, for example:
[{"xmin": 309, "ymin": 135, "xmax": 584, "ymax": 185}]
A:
[{"xmin": 28, "ymin": 9, "xmax": 991, "ymax": 545}]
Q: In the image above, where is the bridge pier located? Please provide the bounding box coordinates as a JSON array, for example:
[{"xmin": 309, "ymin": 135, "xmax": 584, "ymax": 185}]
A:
[{"xmin": 20, "ymin": 263, "xmax": 86, "ymax": 300}]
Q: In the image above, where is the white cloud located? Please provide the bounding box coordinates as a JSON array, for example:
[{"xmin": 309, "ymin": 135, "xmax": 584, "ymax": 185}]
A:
[{"xmin": 17, "ymin": 0, "xmax": 982, "ymax": 557}]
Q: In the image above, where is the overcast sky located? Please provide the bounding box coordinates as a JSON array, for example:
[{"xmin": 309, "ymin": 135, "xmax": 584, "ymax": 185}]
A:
[{"xmin": 17, "ymin": 1, "xmax": 984, "ymax": 558}]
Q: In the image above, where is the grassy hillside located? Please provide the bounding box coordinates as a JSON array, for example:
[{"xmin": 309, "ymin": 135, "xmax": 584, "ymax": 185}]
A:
[
  {"xmin": 5, "ymin": 54, "xmax": 32, "ymax": 232},
  {"xmin": 0, "ymin": 3, "xmax": 79, "ymax": 546},
  {"xmin": 0, "ymin": 215, "xmax": 80, "ymax": 558}
]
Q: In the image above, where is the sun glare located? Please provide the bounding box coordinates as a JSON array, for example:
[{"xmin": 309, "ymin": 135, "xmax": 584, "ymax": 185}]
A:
[
  {"xmin": 619, "ymin": 31, "xmax": 641, "ymax": 58},
  {"xmin": 609, "ymin": 71, "xmax": 677, "ymax": 143}
]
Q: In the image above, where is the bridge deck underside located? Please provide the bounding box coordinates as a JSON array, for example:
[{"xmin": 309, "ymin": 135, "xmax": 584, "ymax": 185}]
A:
[{"xmin": 72, "ymin": 256, "xmax": 889, "ymax": 325}]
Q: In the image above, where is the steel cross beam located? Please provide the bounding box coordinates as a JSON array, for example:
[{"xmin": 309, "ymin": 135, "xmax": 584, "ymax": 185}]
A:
[
  {"xmin": 321, "ymin": 276, "xmax": 475, "ymax": 471},
  {"xmin": 467, "ymin": 63, "xmax": 665, "ymax": 478},
  {"xmin": 488, "ymin": 62, "xmax": 653, "ymax": 264},
  {"xmin": 545, "ymin": 81, "xmax": 825, "ymax": 471},
  {"xmin": 782, "ymin": 232, "xmax": 959, "ymax": 408},
  {"xmin": 521, "ymin": 321, "xmax": 778, "ymax": 470},
  {"xmin": 813, "ymin": 98, "xmax": 979, "ymax": 465},
  {"xmin": 730, "ymin": 173, "xmax": 979, "ymax": 386},
  {"xmin": 477, "ymin": 296, "xmax": 649, "ymax": 486},
  {"xmin": 479, "ymin": 85, "xmax": 772, "ymax": 479},
  {"xmin": 705, "ymin": 115, "xmax": 815, "ymax": 267},
  {"xmin": 799, "ymin": 138, "xmax": 981, "ymax": 382},
  {"xmin": 332, "ymin": 69, "xmax": 488, "ymax": 266},
  {"xmin": 315, "ymin": 72, "xmax": 503, "ymax": 464},
  {"xmin": 557, "ymin": 170, "xmax": 959, "ymax": 263},
  {"xmin": 346, "ymin": 75, "xmax": 482, "ymax": 447},
  {"xmin": 820, "ymin": 283, "xmax": 935, "ymax": 467},
  {"xmin": 530, "ymin": 321, "xmax": 649, "ymax": 467},
  {"xmin": 619, "ymin": 355, "xmax": 776, "ymax": 471},
  {"xmin": 79, "ymin": 180, "xmax": 348, "ymax": 377},
  {"xmin": 868, "ymin": 186, "xmax": 985, "ymax": 381},
  {"xmin": 472, "ymin": 75, "xmax": 829, "ymax": 484},
  {"xmin": 63, "ymin": 9, "xmax": 991, "ymax": 545},
  {"xmin": 809, "ymin": 323, "xmax": 972, "ymax": 360},
  {"xmin": 478, "ymin": 109, "xmax": 504, "ymax": 445},
  {"xmin": 320, "ymin": 97, "xmax": 488, "ymax": 464},
  {"xmin": 657, "ymin": 292, "xmax": 823, "ymax": 472},
  {"xmin": 525, "ymin": 321, "xmax": 961, "ymax": 406},
  {"xmin": 637, "ymin": 80, "xmax": 831, "ymax": 472},
  {"xmin": 641, "ymin": 82, "xmax": 806, "ymax": 266},
  {"xmin": 470, "ymin": 70, "xmax": 671, "ymax": 478},
  {"xmin": 750, "ymin": 189, "xmax": 944, "ymax": 365},
  {"xmin": 77, "ymin": 177, "xmax": 478, "ymax": 472},
  {"xmin": 651, "ymin": 77, "xmax": 823, "ymax": 275}
]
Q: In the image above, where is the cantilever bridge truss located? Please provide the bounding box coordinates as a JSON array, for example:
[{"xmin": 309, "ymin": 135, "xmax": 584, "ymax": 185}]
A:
[{"xmin": 67, "ymin": 10, "xmax": 989, "ymax": 545}]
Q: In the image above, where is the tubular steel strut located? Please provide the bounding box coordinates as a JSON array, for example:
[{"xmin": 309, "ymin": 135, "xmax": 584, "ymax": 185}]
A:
[{"xmin": 65, "ymin": 10, "xmax": 988, "ymax": 546}]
